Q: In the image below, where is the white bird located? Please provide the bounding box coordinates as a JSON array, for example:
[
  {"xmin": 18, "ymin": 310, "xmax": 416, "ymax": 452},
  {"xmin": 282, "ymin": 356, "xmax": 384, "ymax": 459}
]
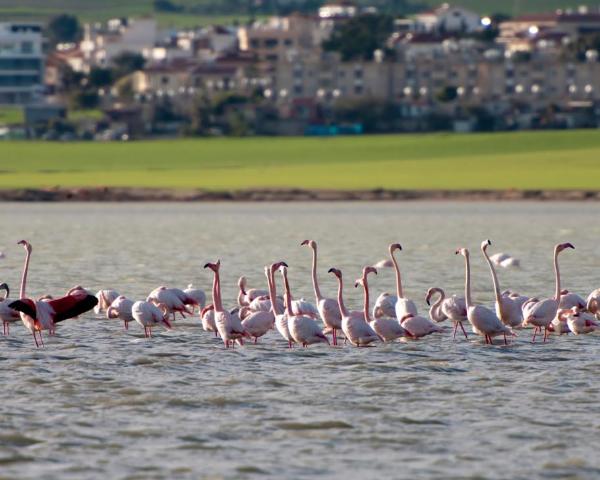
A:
[
  {"xmin": 372, "ymin": 259, "xmax": 393, "ymax": 269},
  {"xmin": 184, "ymin": 284, "xmax": 206, "ymax": 312},
  {"xmin": 357, "ymin": 269, "xmax": 405, "ymax": 342},
  {"xmin": 372, "ymin": 292, "xmax": 397, "ymax": 320},
  {"xmin": 560, "ymin": 307, "xmax": 598, "ymax": 335},
  {"xmin": 94, "ymin": 289, "xmax": 119, "ymax": 314},
  {"xmin": 242, "ymin": 266, "xmax": 276, "ymax": 343},
  {"xmin": 425, "ymin": 287, "xmax": 468, "ymax": 340},
  {"xmin": 558, "ymin": 290, "xmax": 586, "ymax": 310},
  {"xmin": 204, "ymin": 261, "xmax": 250, "ymax": 348},
  {"xmin": 0, "ymin": 283, "xmax": 20, "ymax": 335},
  {"xmin": 106, "ymin": 295, "xmax": 135, "ymax": 330},
  {"xmin": 399, "ymin": 313, "xmax": 443, "ymax": 339},
  {"xmin": 200, "ymin": 304, "xmax": 218, "ymax": 335},
  {"xmin": 131, "ymin": 300, "xmax": 172, "ymax": 338},
  {"xmin": 147, "ymin": 286, "xmax": 193, "ymax": 320},
  {"xmin": 282, "ymin": 265, "xmax": 329, "ymax": 347},
  {"xmin": 456, "ymin": 246, "xmax": 513, "ymax": 345},
  {"xmin": 237, "ymin": 276, "xmax": 268, "ymax": 307},
  {"xmin": 329, "ymin": 267, "xmax": 378, "ymax": 347},
  {"xmin": 490, "ymin": 252, "xmax": 520, "ymax": 268},
  {"xmin": 482, "ymin": 240, "xmax": 523, "ymax": 329},
  {"xmin": 389, "ymin": 243, "xmax": 419, "ymax": 321},
  {"xmin": 271, "ymin": 263, "xmax": 294, "ymax": 348},
  {"xmin": 301, "ymin": 239, "xmax": 343, "ymax": 344},
  {"xmin": 522, "ymin": 243, "xmax": 575, "ymax": 342},
  {"xmin": 586, "ymin": 288, "xmax": 600, "ymax": 318}
]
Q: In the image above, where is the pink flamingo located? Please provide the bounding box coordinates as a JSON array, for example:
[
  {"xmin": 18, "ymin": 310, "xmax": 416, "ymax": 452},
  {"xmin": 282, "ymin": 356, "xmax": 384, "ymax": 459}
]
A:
[
  {"xmin": 106, "ymin": 295, "xmax": 135, "ymax": 330},
  {"xmin": 456, "ymin": 247, "xmax": 513, "ymax": 345},
  {"xmin": 8, "ymin": 240, "xmax": 98, "ymax": 347},
  {"xmin": 356, "ymin": 267, "xmax": 405, "ymax": 342},
  {"xmin": 131, "ymin": 300, "xmax": 172, "ymax": 337},
  {"xmin": 329, "ymin": 267, "xmax": 379, "ymax": 347},
  {"xmin": 0, "ymin": 283, "xmax": 19, "ymax": 335},
  {"xmin": 522, "ymin": 243, "xmax": 574, "ymax": 342},
  {"xmin": 204, "ymin": 260, "xmax": 250, "ymax": 348},
  {"xmin": 242, "ymin": 266, "xmax": 278, "ymax": 343},
  {"xmin": 301, "ymin": 239, "xmax": 342, "ymax": 344},
  {"xmin": 389, "ymin": 243, "xmax": 418, "ymax": 320},
  {"xmin": 425, "ymin": 287, "xmax": 468, "ymax": 340},
  {"xmin": 281, "ymin": 265, "xmax": 329, "ymax": 347}
]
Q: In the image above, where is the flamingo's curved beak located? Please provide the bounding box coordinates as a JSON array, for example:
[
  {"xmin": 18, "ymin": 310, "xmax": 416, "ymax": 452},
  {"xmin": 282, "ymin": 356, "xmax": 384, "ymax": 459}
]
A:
[{"xmin": 300, "ymin": 240, "xmax": 309, "ymax": 246}]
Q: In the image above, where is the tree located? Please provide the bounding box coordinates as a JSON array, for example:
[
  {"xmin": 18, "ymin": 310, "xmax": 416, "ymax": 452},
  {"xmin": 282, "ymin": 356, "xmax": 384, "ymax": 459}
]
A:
[
  {"xmin": 112, "ymin": 52, "xmax": 146, "ymax": 79},
  {"xmin": 88, "ymin": 67, "xmax": 113, "ymax": 88},
  {"xmin": 47, "ymin": 14, "xmax": 81, "ymax": 45},
  {"xmin": 323, "ymin": 14, "xmax": 395, "ymax": 61},
  {"xmin": 333, "ymin": 99, "xmax": 399, "ymax": 133},
  {"xmin": 153, "ymin": 0, "xmax": 183, "ymax": 12},
  {"xmin": 70, "ymin": 90, "xmax": 100, "ymax": 109}
]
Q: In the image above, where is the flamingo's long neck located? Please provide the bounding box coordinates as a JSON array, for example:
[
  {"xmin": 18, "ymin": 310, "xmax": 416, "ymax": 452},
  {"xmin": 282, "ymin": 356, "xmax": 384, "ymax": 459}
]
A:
[
  {"xmin": 464, "ymin": 252, "xmax": 472, "ymax": 309},
  {"xmin": 336, "ymin": 274, "xmax": 349, "ymax": 318},
  {"xmin": 362, "ymin": 277, "xmax": 371, "ymax": 323},
  {"xmin": 390, "ymin": 249, "xmax": 404, "ymax": 299},
  {"xmin": 430, "ymin": 288, "xmax": 446, "ymax": 322},
  {"xmin": 213, "ymin": 269, "xmax": 223, "ymax": 312},
  {"xmin": 553, "ymin": 247, "xmax": 561, "ymax": 301},
  {"xmin": 19, "ymin": 247, "xmax": 31, "ymax": 299},
  {"xmin": 310, "ymin": 245, "xmax": 322, "ymax": 301},
  {"xmin": 482, "ymin": 247, "xmax": 502, "ymax": 304},
  {"xmin": 268, "ymin": 268, "xmax": 281, "ymax": 315},
  {"xmin": 282, "ymin": 269, "xmax": 294, "ymax": 315}
]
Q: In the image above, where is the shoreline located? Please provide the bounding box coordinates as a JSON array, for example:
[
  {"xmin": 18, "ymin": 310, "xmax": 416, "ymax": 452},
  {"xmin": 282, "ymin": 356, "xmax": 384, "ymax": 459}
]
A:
[{"xmin": 1, "ymin": 188, "xmax": 600, "ymax": 202}]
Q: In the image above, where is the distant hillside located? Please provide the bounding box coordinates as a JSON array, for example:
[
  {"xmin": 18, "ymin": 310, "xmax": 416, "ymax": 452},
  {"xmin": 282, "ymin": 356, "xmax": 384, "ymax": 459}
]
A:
[{"xmin": 1, "ymin": 0, "xmax": 600, "ymax": 27}]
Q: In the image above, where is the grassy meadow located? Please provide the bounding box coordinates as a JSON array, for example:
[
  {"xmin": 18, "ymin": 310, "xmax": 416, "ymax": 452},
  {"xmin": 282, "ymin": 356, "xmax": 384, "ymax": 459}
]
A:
[
  {"xmin": 1, "ymin": 130, "xmax": 599, "ymax": 191},
  {"xmin": 1, "ymin": 0, "xmax": 599, "ymax": 27}
]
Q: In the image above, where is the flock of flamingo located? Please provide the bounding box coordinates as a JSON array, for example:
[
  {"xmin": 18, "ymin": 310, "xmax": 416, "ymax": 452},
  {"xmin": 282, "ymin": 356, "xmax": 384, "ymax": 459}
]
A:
[{"xmin": 1, "ymin": 238, "xmax": 599, "ymax": 349}]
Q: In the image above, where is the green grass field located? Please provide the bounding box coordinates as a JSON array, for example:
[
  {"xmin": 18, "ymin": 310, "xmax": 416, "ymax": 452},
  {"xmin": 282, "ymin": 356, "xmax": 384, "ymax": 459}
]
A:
[
  {"xmin": 1, "ymin": 130, "xmax": 599, "ymax": 191},
  {"xmin": 1, "ymin": 0, "xmax": 599, "ymax": 27}
]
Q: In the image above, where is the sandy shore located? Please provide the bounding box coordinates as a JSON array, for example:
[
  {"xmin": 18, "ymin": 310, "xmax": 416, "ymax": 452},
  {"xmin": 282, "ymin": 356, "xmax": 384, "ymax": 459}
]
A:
[{"xmin": 1, "ymin": 187, "xmax": 600, "ymax": 202}]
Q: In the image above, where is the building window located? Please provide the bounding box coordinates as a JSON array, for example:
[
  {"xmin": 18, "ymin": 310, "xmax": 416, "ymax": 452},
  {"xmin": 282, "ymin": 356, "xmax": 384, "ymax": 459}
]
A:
[
  {"xmin": 264, "ymin": 38, "xmax": 278, "ymax": 48},
  {"xmin": 21, "ymin": 41, "xmax": 33, "ymax": 54},
  {"xmin": 161, "ymin": 76, "xmax": 169, "ymax": 85},
  {"xmin": 284, "ymin": 39, "xmax": 293, "ymax": 46},
  {"xmin": 294, "ymin": 85, "xmax": 303, "ymax": 95},
  {"xmin": 354, "ymin": 85, "xmax": 363, "ymax": 94},
  {"xmin": 250, "ymin": 39, "xmax": 259, "ymax": 48}
]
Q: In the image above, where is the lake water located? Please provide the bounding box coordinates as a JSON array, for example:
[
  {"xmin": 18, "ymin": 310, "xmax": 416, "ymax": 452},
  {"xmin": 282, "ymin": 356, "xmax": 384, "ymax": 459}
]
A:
[{"xmin": 2, "ymin": 202, "xmax": 600, "ymax": 480}]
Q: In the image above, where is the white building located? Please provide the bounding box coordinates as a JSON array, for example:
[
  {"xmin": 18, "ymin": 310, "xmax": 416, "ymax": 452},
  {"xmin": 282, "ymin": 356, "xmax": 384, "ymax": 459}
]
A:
[
  {"xmin": 0, "ymin": 22, "xmax": 44, "ymax": 105},
  {"xmin": 414, "ymin": 4, "xmax": 481, "ymax": 34},
  {"xmin": 80, "ymin": 18, "xmax": 159, "ymax": 70}
]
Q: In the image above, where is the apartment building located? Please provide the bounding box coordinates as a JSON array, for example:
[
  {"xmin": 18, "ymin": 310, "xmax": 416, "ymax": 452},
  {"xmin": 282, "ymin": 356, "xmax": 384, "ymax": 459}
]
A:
[{"xmin": 0, "ymin": 22, "xmax": 44, "ymax": 105}]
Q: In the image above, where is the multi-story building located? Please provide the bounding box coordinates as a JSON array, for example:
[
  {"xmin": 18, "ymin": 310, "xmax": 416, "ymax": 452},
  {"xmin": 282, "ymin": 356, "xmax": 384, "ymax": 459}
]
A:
[
  {"xmin": 238, "ymin": 14, "xmax": 332, "ymax": 63},
  {"xmin": 0, "ymin": 22, "xmax": 44, "ymax": 105}
]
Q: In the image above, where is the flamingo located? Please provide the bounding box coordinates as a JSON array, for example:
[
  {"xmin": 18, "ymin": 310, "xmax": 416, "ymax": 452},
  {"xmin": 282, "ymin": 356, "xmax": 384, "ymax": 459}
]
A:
[
  {"xmin": 147, "ymin": 286, "xmax": 193, "ymax": 321},
  {"xmin": 281, "ymin": 265, "xmax": 329, "ymax": 347},
  {"xmin": 8, "ymin": 240, "xmax": 98, "ymax": 347},
  {"xmin": 237, "ymin": 276, "xmax": 268, "ymax": 307},
  {"xmin": 558, "ymin": 290, "xmax": 586, "ymax": 310},
  {"xmin": 558, "ymin": 307, "xmax": 598, "ymax": 335},
  {"xmin": 490, "ymin": 252, "xmax": 520, "ymax": 268},
  {"xmin": 586, "ymin": 288, "xmax": 600, "ymax": 318},
  {"xmin": 273, "ymin": 263, "xmax": 295, "ymax": 348},
  {"xmin": 357, "ymin": 268, "xmax": 405, "ymax": 342},
  {"xmin": 184, "ymin": 284, "xmax": 206, "ymax": 312},
  {"xmin": 522, "ymin": 243, "xmax": 575, "ymax": 342},
  {"xmin": 301, "ymin": 240, "xmax": 342, "ymax": 343},
  {"xmin": 242, "ymin": 266, "xmax": 277, "ymax": 343},
  {"xmin": 456, "ymin": 247, "xmax": 513, "ymax": 345},
  {"xmin": 0, "ymin": 283, "xmax": 20, "ymax": 335},
  {"xmin": 204, "ymin": 260, "xmax": 250, "ymax": 348},
  {"xmin": 481, "ymin": 240, "xmax": 523, "ymax": 330},
  {"xmin": 399, "ymin": 312, "xmax": 443, "ymax": 339},
  {"xmin": 425, "ymin": 287, "xmax": 468, "ymax": 340},
  {"xmin": 329, "ymin": 267, "xmax": 378, "ymax": 347},
  {"xmin": 372, "ymin": 292, "xmax": 397, "ymax": 319},
  {"xmin": 389, "ymin": 243, "xmax": 418, "ymax": 321},
  {"xmin": 131, "ymin": 300, "xmax": 172, "ymax": 338},
  {"xmin": 106, "ymin": 295, "xmax": 135, "ymax": 330},
  {"xmin": 200, "ymin": 304, "xmax": 219, "ymax": 336},
  {"xmin": 94, "ymin": 289, "xmax": 119, "ymax": 314}
]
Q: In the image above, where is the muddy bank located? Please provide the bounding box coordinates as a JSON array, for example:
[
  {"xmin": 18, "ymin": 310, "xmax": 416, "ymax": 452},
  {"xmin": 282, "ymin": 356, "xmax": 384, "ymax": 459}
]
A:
[{"xmin": 1, "ymin": 188, "xmax": 599, "ymax": 202}]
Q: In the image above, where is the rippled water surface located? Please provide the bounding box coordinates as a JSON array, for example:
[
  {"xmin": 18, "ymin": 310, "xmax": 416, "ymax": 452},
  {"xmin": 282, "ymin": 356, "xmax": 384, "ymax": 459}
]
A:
[{"xmin": 2, "ymin": 202, "xmax": 600, "ymax": 480}]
